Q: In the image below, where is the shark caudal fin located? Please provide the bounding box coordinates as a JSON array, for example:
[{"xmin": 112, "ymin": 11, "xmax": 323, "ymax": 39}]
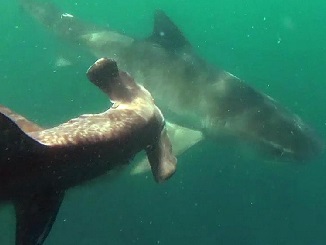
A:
[
  {"xmin": 20, "ymin": 0, "xmax": 133, "ymax": 56},
  {"xmin": 19, "ymin": 0, "xmax": 92, "ymax": 41}
]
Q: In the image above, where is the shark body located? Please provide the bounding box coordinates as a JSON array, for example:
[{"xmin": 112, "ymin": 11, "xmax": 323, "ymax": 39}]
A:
[
  {"xmin": 0, "ymin": 58, "xmax": 176, "ymax": 244},
  {"xmin": 20, "ymin": 0, "xmax": 323, "ymax": 163}
]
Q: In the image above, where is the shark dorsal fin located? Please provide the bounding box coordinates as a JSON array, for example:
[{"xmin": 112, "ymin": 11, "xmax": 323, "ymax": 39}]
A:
[
  {"xmin": 0, "ymin": 107, "xmax": 45, "ymax": 161},
  {"xmin": 148, "ymin": 10, "xmax": 190, "ymax": 51},
  {"xmin": 0, "ymin": 106, "xmax": 43, "ymax": 133}
]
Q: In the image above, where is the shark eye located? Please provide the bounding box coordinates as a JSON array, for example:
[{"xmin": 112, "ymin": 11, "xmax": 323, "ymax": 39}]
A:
[{"xmin": 146, "ymin": 144, "xmax": 154, "ymax": 151}]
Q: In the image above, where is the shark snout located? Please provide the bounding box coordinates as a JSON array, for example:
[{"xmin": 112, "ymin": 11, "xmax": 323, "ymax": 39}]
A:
[
  {"xmin": 87, "ymin": 57, "xmax": 141, "ymax": 103},
  {"xmin": 260, "ymin": 121, "xmax": 325, "ymax": 162},
  {"xmin": 290, "ymin": 127, "xmax": 324, "ymax": 162},
  {"xmin": 86, "ymin": 58, "xmax": 119, "ymax": 86}
]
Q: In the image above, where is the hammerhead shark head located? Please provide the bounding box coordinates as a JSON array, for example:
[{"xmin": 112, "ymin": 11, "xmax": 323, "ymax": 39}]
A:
[
  {"xmin": 19, "ymin": 0, "xmax": 323, "ymax": 169},
  {"xmin": 0, "ymin": 58, "xmax": 177, "ymax": 245}
]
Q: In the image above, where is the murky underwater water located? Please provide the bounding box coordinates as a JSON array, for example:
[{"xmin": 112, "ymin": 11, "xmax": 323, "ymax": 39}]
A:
[{"xmin": 0, "ymin": 0, "xmax": 326, "ymax": 244}]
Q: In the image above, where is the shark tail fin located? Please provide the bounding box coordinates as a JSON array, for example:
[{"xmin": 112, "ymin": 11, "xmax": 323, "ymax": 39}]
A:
[
  {"xmin": 0, "ymin": 106, "xmax": 45, "ymax": 165},
  {"xmin": 19, "ymin": 0, "xmax": 62, "ymax": 29},
  {"xmin": 20, "ymin": 0, "xmax": 98, "ymax": 42}
]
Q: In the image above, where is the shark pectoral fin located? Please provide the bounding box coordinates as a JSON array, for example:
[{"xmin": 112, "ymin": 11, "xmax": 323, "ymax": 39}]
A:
[
  {"xmin": 164, "ymin": 121, "xmax": 204, "ymax": 156},
  {"xmin": 130, "ymin": 122, "xmax": 204, "ymax": 180},
  {"xmin": 146, "ymin": 127, "xmax": 177, "ymax": 183},
  {"xmin": 14, "ymin": 190, "xmax": 65, "ymax": 245}
]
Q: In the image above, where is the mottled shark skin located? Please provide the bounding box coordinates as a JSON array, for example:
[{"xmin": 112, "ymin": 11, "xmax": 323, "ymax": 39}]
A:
[
  {"xmin": 0, "ymin": 58, "xmax": 177, "ymax": 245},
  {"xmin": 20, "ymin": 0, "xmax": 324, "ymax": 164}
]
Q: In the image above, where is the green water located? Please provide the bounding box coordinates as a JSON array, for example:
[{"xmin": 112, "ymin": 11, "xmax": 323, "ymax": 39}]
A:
[{"xmin": 1, "ymin": 0, "xmax": 326, "ymax": 244}]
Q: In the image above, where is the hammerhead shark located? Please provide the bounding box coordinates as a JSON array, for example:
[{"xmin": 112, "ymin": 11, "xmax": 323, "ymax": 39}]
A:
[
  {"xmin": 0, "ymin": 58, "xmax": 177, "ymax": 245},
  {"xmin": 19, "ymin": 0, "xmax": 323, "ymax": 171}
]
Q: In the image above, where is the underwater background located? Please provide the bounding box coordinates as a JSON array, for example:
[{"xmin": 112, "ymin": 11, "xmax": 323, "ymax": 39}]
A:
[{"xmin": 1, "ymin": 0, "xmax": 326, "ymax": 244}]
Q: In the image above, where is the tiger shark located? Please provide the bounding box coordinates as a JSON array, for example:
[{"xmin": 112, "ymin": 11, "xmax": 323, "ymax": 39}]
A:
[
  {"xmin": 19, "ymin": 0, "xmax": 323, "ymax": 173},
  {"xmin": 0, "ymin": 58, "xmax": 176, "ymax": 245}
]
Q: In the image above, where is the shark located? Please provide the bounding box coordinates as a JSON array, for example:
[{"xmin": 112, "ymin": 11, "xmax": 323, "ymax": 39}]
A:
[
  {"xmin": 19, "ymin": 0, "xmax": 323, "ymax": 174},
  {"xmin": 0, "ymin": 58, "xmax": 177, "ymax": 245}
]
